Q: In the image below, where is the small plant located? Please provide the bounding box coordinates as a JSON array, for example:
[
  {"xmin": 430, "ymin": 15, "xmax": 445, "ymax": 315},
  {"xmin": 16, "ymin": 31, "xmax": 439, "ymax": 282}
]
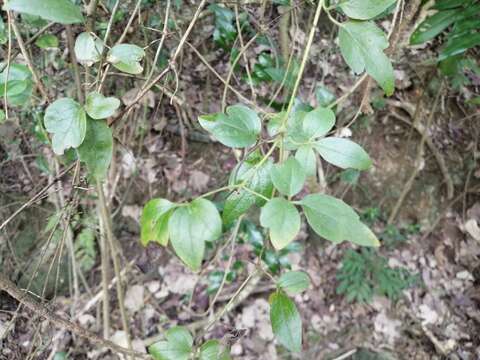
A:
[{"xmin": 336, "ymin": 249, "xmax": 419, "ymax": 303}]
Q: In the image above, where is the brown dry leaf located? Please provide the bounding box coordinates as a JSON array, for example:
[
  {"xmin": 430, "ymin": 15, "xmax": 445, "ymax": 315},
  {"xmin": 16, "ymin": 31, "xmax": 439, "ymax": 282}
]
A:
[
  {"xmin": 464, "ymin": 219, "xmax": 480, "ymax": 242},
  {"xmin": 189, "ymin": 170, "xmax": 210, "ymax": 193},
  {"xmin": 122, "ymin": 88, "xmax": 155, "ymax": 108},
  {"xmin": 125, "ymin": 285, "xmax": 145, "ymax": 313}
]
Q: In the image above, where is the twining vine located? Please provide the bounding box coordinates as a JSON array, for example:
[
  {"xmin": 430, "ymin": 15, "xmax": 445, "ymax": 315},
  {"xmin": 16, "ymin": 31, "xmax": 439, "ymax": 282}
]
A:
[{"xmin": 1, "ymin": 0, "xmax": 402, "ymax": 358}]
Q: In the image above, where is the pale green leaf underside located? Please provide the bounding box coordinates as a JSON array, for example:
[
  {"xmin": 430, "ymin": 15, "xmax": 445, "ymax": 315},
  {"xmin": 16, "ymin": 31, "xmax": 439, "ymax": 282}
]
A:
[
  {"xmin": 4, "ymin": 0, "xmax": 84, "ymax": 24},
  {"xmin": 270, "ymin": 157, "xmax": 306, "ymax": 197},
  {"xmin": 295, "ymin": 145, "xmax": 317, "ymax": 177},
  {"xmin": 77, "ymin": 118, "xmax": 113, "ymax": 181},
  {"xmin": 140, "ymin": 198, "xmax": 176, "ymax": 246},
  {"xmin": 75, "ymin": 32, "xmax": 104, "ymax": 66},
  {"xmin": 339, "ymin": 20, "xmax": 394, "ymax": 96},
  {"xmin": 169, "ymin": 199, "xmax": 222, "ymax": 271},
  {"xmin": 85, "ymin": 92, "xmax": 120, "ymax": 119},
  {"xmin": 270, "ymin": 291, "xmax": 302, "ymax": 353},
  {"xmin": 44, "ymin": 98, "xmax": 87, "ymax": 155},
  {"xmin": 339, "ymin": 0, "xmax": 397, "ymax": 20},
  {"xmin": 107, "ymin": 44, "xmax": 145, "ymax": 74},
  {"xmin": 300, "ymin": 194, "xmax": 379, "ymax": 247},
  {"xmin": 278, "ymin": 271, "xmax": 310, "ymax": 295},
  {"xmin": 199, "ymin": 104, "xmax": 261, "ymax": 148},
  {"xmin": 314, "ymin": 137, "xmax": 372, "ymax": 170},
  {"xmin": 260, "ymin": 198, "xmax": 301, "ymax": 250}
]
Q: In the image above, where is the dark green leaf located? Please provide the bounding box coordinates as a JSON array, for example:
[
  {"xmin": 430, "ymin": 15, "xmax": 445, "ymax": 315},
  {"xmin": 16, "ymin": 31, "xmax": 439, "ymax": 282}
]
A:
[
  {"xmin": 77, "ymin": 118, "xmax": 113, "ymax": 180},
  {"xmin": 314, "ymin": 137, "xmax": 372, "ymax": 170},
  {"xmin": 410, "ymin": 9, "xmax": 457, "ymax": 44},
  {"xmin": 440, "ymin": 32, "xmax": 480, "ymax": 60},
  {"xmin": 278, "ymin": 271, "xmax": 310, "ymax": 295},
  {"xmin": 260, "ymin": 198, "xmax": 301, "ymax": 250},
  {"xmin": 270, "ymin": 157, "xmax": 306, "ymax": 197},
  {"xmin": 169, "ymin": 199, "xmax": 222, "ymax": 271},
  {"xmin": 339, "ymin": 0, "xmax": 397, "ymax": 20},
  {"xmin": 339, "ymin": 20, "xmax": 394, "ymax": 95},
  {"xmin": 199, "ymin": 105, "xmax": 261, "ymax": 148},
  {"xmin": 222, "ymin": 190, "xmax": 256, "ymax": 225},
  {"xmin": 44, "ymin": 98, "xmax": 87, "ymax": 155},
  {"xmin": 140, "ymin": 198, "xmax": 176, "ymax": 246},
  {"xmin": 4, "ymin": 0, "xmax": 84, "ymax": 24},
  {"xmin": 35, "ymin": 34, "xmax": 59, "ymax": 49},
  {"xmin": 270, "ymin": 291, "xmax": 302, "ymax": 352}
]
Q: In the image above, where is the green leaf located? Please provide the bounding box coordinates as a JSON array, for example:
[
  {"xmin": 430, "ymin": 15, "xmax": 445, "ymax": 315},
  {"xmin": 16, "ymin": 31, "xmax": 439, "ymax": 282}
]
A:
[
  {"xmin": 339, "ymin": 20, "xmax": 394, "ymax": 96},
  {"xmin": 35, "ymin": 34, "xmax": 59, "ymax": 49},
  {"xmin": 302, "ymin": 107, "xmax": 336, "ymax": 139},
  {"xmin": 315, "ymin": 86, "xmax": 336, "ymax": 107},
  {"xmin": 222, "ymin": 190, "xmax": 256, "ymax": 225},
  {"xmin": 199, "ymin": 340, "xmax": 231, "ymax": 360},
  {"xmin": 410, "ymin": 10, "xmax": 458, "ymax": 45},
  {"xmin": 278, "ymin": 271, "xmax": 310, "ymax": 295},
  {"xmin": 260, "ymin": 198, "xmax": 301, "ymax": 250},
  {"xmin": 0, "ymin": 18, "xmax": 7, "ymax": 45},
  {"xmin": 74, "ymin": 32, "xmax": 104, "ymax": 66},
  {"xmin": 85, "ymin": 92, "xmax": 120, "ymax": 119},
  {"xmin": 270, "ymin": 157, "xmax": 306, "ymax": 197},
  {"xmin": 107, "ymin": 44, "xmax": 145, "ymax": 74},
  {"xmin": 140, "ymin": 198, "xmax": 176, "ymax": 246},
  {"xmin": 300, "ymin": 194, "xmax": 379, "ymax": 246},
  {"xmin": 0, "ymin": 109, "xmax": 5, "ymax": 124},
  {"xmin": 339, "ymin": 0, "xmax": 397, "ymax": 20},
  {"xmin": 3, "ymin": 0, "xmax": 84, "ymax": 24},
  {"xmin": 149, "ymin": 326, "xmax": 193, "ymax": 360},
  {"xmin": 44, "ymin": 98, "xmax": 87, "ymax": 155},
  {"xmin": 295, "ymin": 145, "xmax": 316, "ymax": 177},
  {"xmin": 439, "ymin": 32, "xmax": 480, "ymax": 60},
  {"xmin": 0, "ymin": 63, "xmax": 33, "ymax": 106},
  {"xmin": 314, "ymin": 137, "xmax": 372, "ymax": 170},
  {"xmin": 270, "ymin": 291, "xmax": 302, "ymax": 353},
  {"xmin": 169, "ymin": 199, "xmax": 222, "ymax": 271},
  {"xmin": 77, "ymin": 118, "xmax": 113, "ymax": 181},
  {"xmin": 199, "ymin": 104, "xmax": 261, "ymax": 148}
]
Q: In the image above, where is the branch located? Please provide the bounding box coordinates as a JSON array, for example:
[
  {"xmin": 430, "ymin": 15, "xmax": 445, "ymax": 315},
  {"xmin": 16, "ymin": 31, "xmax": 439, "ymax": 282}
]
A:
[{"xmin": 0, "ymin": 273, "xmax": 150, "ymax": 359}]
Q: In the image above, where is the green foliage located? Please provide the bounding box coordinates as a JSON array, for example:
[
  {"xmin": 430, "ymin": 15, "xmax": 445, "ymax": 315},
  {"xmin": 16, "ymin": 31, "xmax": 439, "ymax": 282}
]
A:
[
  {"xmin": 301, "ymin": 194, "xmax": 380, "ymax": 247},
  {"xmin": 336, "ymin": 249, "xmax": 419, "ymax": 303},
  {"xmin": 277, "ymin": 271, "xmax": 310, "ymax": 295},
  {"xmin": 44, "ymin": 98, "xmax": 87, "ymax": 155},
  {"xmin": 77, "ymin": 119, "xmax": 113, "ymax": 181},
  {"xmin": 3, "ymin": 0, "xmax": 84, "ymax": 24},
  {"xmin": 0, "ymin": 63, "xmax": 33, "ymax": 106},
  {"xmin": 339, "ymin": 20, "xmax": 394, "ymax": 96},
  {"xmin": 411, "ymin": 0, "xmax": 480, "ymax": 61},
  {"xmin": 85, "ymin": 92, "xmax": 120, "ymax": 120},
  {"xmin": 260, "ymin": 197, "xmax": 301, "ymax": 250},
  {"xmin": 199, "ymin": 340, "xmax": 231, "ymax": 360},
  {"xmin": 338, "ymin": 0, "xmax": 397, "ymax": 20},
  {"xmin": 269, "ymin": 291, "xmax": 302, "ymax": 352},
  {"xmin": 35, "ymin": 34, "xmax": 59, "ymax": 49},
  {"xmin": 199, "ymin": 104, "xmax": 261, "ymax": 148},
  {"xmin": 270, "ymin": 157, "xmax": 306, "ymax": 197},
  {"xmin": 149, "ymin": 326, "xmax": 193, "ymax": 360},
  {"xmin": 141, "ymin": 198, "xmax": 176, "ymax": 246},
  {"xmin": 209, "ymin": 4, "xmax": 237, "ymax": 49},
  {"xmin": 74, "ymin": 32, "xmax": 104, "ymax": 67},
  {"xmin": 107, "ymin": 44, "xmax": 145, "ymax": 74},
  {"xmin": 314, "ymin": 137, "xmax": 372, "ymax": 170},
  {"xmin": 169, "ymin": 199, "xmax": 222, "ymax": 271}
]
